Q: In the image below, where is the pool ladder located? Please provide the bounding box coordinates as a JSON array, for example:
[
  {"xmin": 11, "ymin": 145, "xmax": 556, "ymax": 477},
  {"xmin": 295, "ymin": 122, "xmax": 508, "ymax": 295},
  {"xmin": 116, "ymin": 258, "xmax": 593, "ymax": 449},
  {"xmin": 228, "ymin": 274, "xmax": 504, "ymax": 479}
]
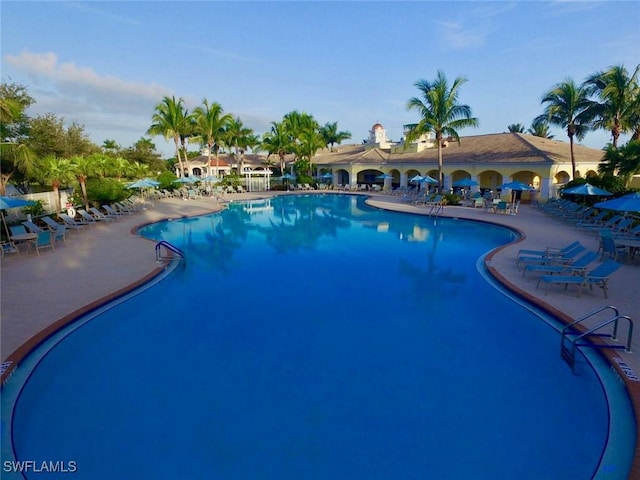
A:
[
  {"xmin": 155, "ymin": 241, "xmax": 186, "ymax": 264},
  {"xmin": 428, "ymin": 201, "xmax": 444, "ymax": 217},
  {"xmin": 560, "ymin": 306, "xmax": 633, "ymax": 373}
]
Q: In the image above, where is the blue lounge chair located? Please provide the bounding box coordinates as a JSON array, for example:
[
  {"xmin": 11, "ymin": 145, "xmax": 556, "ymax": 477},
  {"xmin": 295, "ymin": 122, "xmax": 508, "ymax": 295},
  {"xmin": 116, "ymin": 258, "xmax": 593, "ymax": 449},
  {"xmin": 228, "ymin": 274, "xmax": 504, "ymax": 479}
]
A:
[
  {"xmin": 536, "ymin": 259, "xmax": 622, "ymax": 298},
  {"xmin": 41, "ymin": 216, "xmax": 64, "ymax": 231},
  {"xmin": 78, "ymin": 209, "xmax": 99, "ymax": 225},
  {"xmin": 598, "ymin": 230, "xmax": 626, "ymax": 261},
  {"xmin": 518, "ymin": 240, "xmax": 581, "ymax": 258},
  {"xmin": 523, "ymin": 251, "xmax": 598, "ymax": 279},
  {"xmin": 59, "ymin": 213, "xmax": 88, "ymax": 230},
  {"xmin": 90, "ymin": 207, "xmax": 117, "ymax": 221},
  {"xmin": 517, "ymin": 243, "xmax": 585, "ymax": 269},
  {"xmin": 22, "ymin": 220, "xmax": 43, "ymax": 233}
]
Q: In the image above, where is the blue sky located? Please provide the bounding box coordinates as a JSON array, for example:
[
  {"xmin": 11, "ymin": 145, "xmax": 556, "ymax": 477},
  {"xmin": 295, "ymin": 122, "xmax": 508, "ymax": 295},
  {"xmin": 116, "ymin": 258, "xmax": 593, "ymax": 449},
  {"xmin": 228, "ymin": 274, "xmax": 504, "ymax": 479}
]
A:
[{"xmin": 2, "ymin": 1, "xmax": 639, "ymax": 158}]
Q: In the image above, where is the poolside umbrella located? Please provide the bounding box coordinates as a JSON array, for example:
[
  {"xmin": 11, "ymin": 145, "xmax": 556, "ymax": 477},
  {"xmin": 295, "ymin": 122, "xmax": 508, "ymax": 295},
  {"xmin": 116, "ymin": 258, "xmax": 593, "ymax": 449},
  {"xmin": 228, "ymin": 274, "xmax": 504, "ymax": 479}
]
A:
[
  {"xmin": 174, "ymin": 176, "xmax": 200, "ymax": 184},
  {"xmin": 281, "ymin": 173, "xmax": 295, "ymax": 189},
  {"xmin": 376, "ymin": 173, "xmax": 393, "ymax": 180},
  {"xmin": 201, "ymin": 175, "xmax": 220, "ymax": 183},
  {"xmin": 453, "ymin": 178, "xmax": 479, "ymax": 187},
  {"xmin": 128, "ymin": 178, "xmax": 159, "ymax": 189},
  {"xmin": 563, "ymin": 183, "xmax": 612, "ymax": 196},
  {"xmin": 419, "ymin": 175, "xmax": 439, "ymax": 185},
  {"xmin": 594, "ymin": 192, "xmax": 640, "ymax": 213},
  {"xmin": 409, "ymin": 175, "xmax": 424, "ymax": 182},
  {"xmin": 0, "ymin": 195, "xmax": 36, "ymax": 239},
  {"xmin": 500, "ymin": 180, "xmax": 533, "ymax": 191},
  {"xmin": 500, "ymin": 181, "xmax": 533, "ymax": 211},
  {"xmin": 321, "ymin": 172, "xmax": 333, "ymax": 179}
]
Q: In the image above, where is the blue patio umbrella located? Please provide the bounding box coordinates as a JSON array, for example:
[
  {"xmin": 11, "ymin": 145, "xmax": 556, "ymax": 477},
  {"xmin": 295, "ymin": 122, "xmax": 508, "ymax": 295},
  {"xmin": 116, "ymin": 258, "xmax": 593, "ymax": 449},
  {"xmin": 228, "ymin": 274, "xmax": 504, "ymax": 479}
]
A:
[
  {"xmin": 409, "ymin": 175, "xmax": 424, "ymax": 182},
  {"xmin": 201, "ymin": 175, "xmax": 220, "ymax": 183},
  {"xmin": 376, "ymin": 173, "xmax": 393, "ymax": 180},
  {"xmin": 419, "ymin": 175, "xmax": 439, "ymax": 185},
  {"xmin": 500, "ymin": 180, "xmax": 533, "ymax": 191},
  {"xmin": 594, "ymin": 192, "xmax": 640, "ymax": 212},
  {"xmin": 174, "ymin": 176, "xmax": 200, "ymax": 184},
  {"xmin": 453, "ymin": 178, "xmax": 479, "ymax": 187},
  {"xmin": 563, "ymin": 183, "xmax": 612, "ymax": 196},
  {"xmin": 128, "ymin": 178, "xmax": 159, "ymax": 189},
  {"xmin": 321, "ymin": 172, "xmax": 333, "ymax": 179},
  {"xmin": 1, "ymin": 195, "xmax": 36, "ymax": 239}
]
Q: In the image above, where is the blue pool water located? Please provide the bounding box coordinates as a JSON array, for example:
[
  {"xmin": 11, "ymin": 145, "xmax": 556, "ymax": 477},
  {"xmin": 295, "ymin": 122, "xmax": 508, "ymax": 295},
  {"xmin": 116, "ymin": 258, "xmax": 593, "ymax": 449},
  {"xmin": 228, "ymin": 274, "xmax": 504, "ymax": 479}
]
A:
[{"xmin": 3, "ymin": 195, "xmax": 635, "ymax": 479}]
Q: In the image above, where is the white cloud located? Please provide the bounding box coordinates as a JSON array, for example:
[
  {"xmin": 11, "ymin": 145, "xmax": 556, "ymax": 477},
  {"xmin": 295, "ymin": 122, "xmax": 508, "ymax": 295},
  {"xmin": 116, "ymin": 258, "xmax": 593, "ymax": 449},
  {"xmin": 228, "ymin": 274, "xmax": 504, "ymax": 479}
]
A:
[{"xmin": 3, "ymin": 51, "xmax": 176, "ymax": 154}]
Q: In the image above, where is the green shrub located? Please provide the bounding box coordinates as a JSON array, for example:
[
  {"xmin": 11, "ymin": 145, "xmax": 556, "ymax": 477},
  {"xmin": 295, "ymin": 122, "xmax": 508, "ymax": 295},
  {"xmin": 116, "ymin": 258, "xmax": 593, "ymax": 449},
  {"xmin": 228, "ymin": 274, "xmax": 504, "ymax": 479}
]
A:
[
  {"xmin": 86, "ymin": 178, "xmax": 128, "ymax": 206},
  {"xmin": 22, "ymin": 199, "xmax": 46, "ymax": 217},
  {"xmin": 157, "ymin": 171, "xmax": 177, "ymax": 190},
  {"xmin": 443, "ymin": 193, "xmax": 461, "ymax": 205}
]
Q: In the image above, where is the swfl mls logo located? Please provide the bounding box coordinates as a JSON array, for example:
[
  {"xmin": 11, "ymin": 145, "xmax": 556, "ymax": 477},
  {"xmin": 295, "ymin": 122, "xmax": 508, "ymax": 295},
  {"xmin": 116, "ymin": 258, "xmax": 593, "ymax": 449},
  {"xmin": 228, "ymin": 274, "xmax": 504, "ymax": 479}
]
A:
[{"xmin": 3, "ymin": 460, "xmax": 78, "ymax": 473}]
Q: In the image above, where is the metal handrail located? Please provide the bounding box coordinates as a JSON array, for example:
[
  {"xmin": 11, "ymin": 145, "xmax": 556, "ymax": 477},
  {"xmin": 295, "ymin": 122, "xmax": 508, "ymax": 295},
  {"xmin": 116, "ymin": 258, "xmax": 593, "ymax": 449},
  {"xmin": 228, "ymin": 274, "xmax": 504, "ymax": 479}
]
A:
[
  {"xmin": 560, "ymin": 306, "xmax": 633, "ymax": 373},
  {"xmin": 155, "ymin": 241, "xmax": 185, "ymax": 263}
]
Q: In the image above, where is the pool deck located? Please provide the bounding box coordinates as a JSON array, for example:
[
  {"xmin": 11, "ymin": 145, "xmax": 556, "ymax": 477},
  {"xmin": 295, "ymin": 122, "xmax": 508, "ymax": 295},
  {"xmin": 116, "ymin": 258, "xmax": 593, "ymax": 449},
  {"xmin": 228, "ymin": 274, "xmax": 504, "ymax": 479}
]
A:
[{"xmin": 1, "ymin": 191, "xmax": 639, "ymax": 476}]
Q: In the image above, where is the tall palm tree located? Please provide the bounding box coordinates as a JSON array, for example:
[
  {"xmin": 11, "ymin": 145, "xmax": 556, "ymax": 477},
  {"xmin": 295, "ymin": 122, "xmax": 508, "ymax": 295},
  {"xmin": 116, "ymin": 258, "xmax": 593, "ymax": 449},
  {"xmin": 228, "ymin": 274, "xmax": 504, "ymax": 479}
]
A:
[
  {"xmin": 297, "ymin": 128, "xmax": 326, "ymax": 176},
  {"xmin": 0, "ymin": 91, "xmax": 36, "ymax": 195},
  {"xmin": 537, "ymin": 79, "xmax": 593, "ymax": 179},
  {"xmin": 224, "ymin": 117, "xmax": 254, "ymax": 174},
  {"xmin": 39, "ymin": 155, "xmax": 77, "ymax": 212},
  {"xmin": 262, "ymin": 121, "xmax": 292, "ymax": 174},
  {"xmin": 527, "ymin": 118, "xmax": 555, "ymax": 139},
  {"xmin": 147, "ymin": 96, "xmax": 190, "ymax": 177},
  {"xmin": 405, "ymin": 70, "xmax": 479, "ymax": 193},
  {"xmin": 192, "ymin": 99, "xmax": 232, "ymax": 176},
  {"xmin": 584, "ymin": 64, "xmax": 640, "ymax": 148},
  {"xmin": 319, "ymin": 122, "xmax": 352, "ymax": 151},
  {"xmin": 70, "ymin": 155, "xmax": 97, "ymax": 210}
]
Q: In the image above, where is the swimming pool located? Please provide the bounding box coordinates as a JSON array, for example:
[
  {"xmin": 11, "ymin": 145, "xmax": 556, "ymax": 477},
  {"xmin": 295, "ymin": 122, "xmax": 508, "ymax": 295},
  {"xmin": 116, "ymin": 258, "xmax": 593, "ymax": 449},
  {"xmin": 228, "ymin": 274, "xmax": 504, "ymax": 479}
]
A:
[{"xmin": 2, "ymin": 194, "xmax": 635, "ymax": 479}]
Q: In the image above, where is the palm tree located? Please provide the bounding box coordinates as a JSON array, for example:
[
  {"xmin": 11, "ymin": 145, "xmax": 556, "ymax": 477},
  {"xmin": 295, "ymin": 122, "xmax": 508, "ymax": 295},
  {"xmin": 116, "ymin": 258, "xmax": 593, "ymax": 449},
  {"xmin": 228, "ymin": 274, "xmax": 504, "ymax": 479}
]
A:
[
  {"xmin": 584, "ymin": 64, "xmax": 640, "ymax": 148},
  {"xmin": 224, "ymin": 117, "xmax": 254, "ymax": 174},
  {"xmin": 527, "ymin": 118, "xmax": 555, "ymax": 139},
  {"xmin": 147, "ymin": 96, "xmax": 190, "ymax": 177},
  {"xmin": 192, "ymin": 99, "xmax": 233, "ymax": 177},
  {"xmin": 599, "ymin": 140, "xmax": 640, "ymax": 186},
  {"xmin": 537, "ymin": 79, "xmax": 593, "ymax": 179},
  {"xmin": 507, "ymin": 123, "xmax": 525, "ymax": 133},
  {"xmin": 39, "ymin": 155, "xmax": 77, "ymax": 212},
  {"xmin": 405, "ymin": 70, "xmax": 479, "ymax": 193},
  {"xmin": 297, "ymin": 128, "xmax": 326, "ymax": 176},
  {"xmin": 262, "ymin": 121, "xmax": 292, "ymax": 174},
  {"xmin": 320, "ymin": 122, "xmax": 352, "ymax": 151},
  {"xmin": 70, "ymin": 155, "xmax": 97, "ymax": 210},
  {"xmin": 0, "ymin": 90, "xmax": 36, "ymax": 194}
]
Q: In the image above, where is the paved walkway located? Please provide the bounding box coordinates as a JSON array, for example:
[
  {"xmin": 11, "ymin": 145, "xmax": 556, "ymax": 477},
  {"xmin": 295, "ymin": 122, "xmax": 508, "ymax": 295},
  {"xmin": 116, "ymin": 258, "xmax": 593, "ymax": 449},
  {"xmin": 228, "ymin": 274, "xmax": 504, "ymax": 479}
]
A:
[{"xmin": 1, "ymin": 192, "xmax": 639, "ymax": 474}]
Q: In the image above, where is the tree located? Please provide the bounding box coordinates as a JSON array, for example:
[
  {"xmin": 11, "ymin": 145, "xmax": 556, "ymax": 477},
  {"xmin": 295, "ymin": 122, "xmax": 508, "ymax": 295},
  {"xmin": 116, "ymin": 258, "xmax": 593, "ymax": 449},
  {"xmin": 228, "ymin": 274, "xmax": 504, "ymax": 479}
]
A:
[
  {"xmin": 27, "ymin": 114, "xmax": 96, "ymax": 158},
  {"xmin": 405, "ymin": 70, "xmax": 479, "ymax": 193},
  {"xmin": 599, "ymin": 140, "xmax": 640, "ymax": 187},
  {"xmin": 70, "ymin": 155, "xmax": 97, "ymax": 210},
  {"xmin": 262, "ymin": 121, "xmax": 292, "ymax": 174},
  {"xmin": 297, "ymin": 128, "xmax": 326, "ymax": 176},
  {"xmin": 148, "ymin": 96, "xmax": 191, "ymax": 177},
  {"xmin": 527, "ymin": 118, "xmax": 555, "ymax": 139},
  {"xmin": 507, "ymin": 123, "xmax": 525, "ymax": 133},
  {"xmin": 584, "ymin": 64, "xmax": 640, "ymax": 148},
  {"xmin": 0, "ymin": 83, "xmax": 36, "ymax": 194},
  {"xmin": 224, "ymin": 116, "xmax": 254, "ymax": 174},
  {"xmin": 192, "ymin": 99, "xmax": 232, "ymax": 176},
  {"xmin": 38, "ymin": 155, "xmax": 77, "ymax": 212},
  {"xmin": 102, "ymin": 139, "xmax": 121, "ymax": 155},
  {"xmin": 320, "ymin": 121, "xmax": 351, "ymax": 151},
  {"xmin": 537, "ymin": 79, "xmax": 593, "ymax": 179},
  {"xmin": 120, "ymin": 138, "xmax": 165, "ymax": 173}
]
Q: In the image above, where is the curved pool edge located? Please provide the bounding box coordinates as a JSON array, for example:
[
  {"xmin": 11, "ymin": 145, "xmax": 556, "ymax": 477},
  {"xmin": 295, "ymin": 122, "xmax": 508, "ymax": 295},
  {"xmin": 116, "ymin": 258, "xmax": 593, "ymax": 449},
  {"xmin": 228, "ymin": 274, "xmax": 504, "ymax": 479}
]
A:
[{"xmin": 365, "ymin": 196, "xmax": 639, "ymax": 479}]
